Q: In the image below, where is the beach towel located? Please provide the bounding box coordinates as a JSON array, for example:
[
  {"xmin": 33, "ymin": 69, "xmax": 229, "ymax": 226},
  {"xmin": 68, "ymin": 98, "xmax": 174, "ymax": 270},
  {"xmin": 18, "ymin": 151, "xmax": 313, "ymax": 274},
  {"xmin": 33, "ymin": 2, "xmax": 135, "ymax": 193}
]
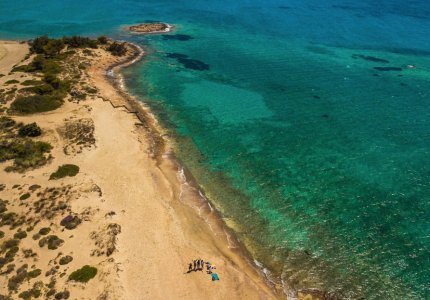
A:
[{"xmin": 211, "ymin": 273, "xmax": 219, "ymax": 281}]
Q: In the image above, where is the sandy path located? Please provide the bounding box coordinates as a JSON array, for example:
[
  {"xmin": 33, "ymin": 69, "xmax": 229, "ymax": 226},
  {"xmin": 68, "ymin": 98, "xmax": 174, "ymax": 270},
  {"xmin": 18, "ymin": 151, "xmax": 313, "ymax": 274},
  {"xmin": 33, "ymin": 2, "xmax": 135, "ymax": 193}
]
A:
[{"xmin": 0, "ymin": 41, "xmax": 28, "ymax": 74}]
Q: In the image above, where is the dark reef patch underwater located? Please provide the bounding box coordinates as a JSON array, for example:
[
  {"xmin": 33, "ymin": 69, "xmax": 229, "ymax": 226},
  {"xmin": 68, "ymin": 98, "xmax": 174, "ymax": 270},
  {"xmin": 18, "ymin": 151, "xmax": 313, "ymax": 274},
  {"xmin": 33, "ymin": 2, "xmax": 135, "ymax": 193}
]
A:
[
  {"xmin": 166, "ymin": 53, "xmax": 209, "ymax": 71},
  {"xmin": 162, "ymin": 34, "xmax": 194, "ymax": 41}
]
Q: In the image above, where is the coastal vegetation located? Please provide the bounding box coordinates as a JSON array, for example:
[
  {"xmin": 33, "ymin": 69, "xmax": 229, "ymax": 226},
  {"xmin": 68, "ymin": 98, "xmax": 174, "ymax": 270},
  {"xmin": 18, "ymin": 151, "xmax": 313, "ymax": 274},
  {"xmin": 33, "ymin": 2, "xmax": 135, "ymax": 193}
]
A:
[
  {"xmin": 68, "ymin": 265, "xmax": 97, "ymax": 283},
  {"xmin": 49, "ymin": 164, "xmax": 79, "ymax": 180},
  {"xmin": 107, "ymin": 42, "xmax": 127, "ymax": 56},
  {"xmin": 18, "ymin": 122, "xmax": 42, "ymax": 137},
  {"xmin": 7, "ymin": 35, "xmax": 127, "ymax": 115},
  {"xmin": 0, "ymin": 116, "xmax": 52, "ymax": 172}
]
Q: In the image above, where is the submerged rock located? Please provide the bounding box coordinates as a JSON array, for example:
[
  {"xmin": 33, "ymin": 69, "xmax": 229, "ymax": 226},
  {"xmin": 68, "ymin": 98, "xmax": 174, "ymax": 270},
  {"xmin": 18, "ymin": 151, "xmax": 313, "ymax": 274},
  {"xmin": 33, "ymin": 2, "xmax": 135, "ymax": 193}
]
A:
[
  {"xmin": 162, "ymin": 34, "xmax": 194, "ymax": 41},
  {"xmin": 373, "ymin": 67, "xmax": 402, "ymax": 71},
  {"xmin": 166, "ymin": 53, "xmax": 210, "ymax": 71},
  {"xmin": 352, "ymin": 54, "xmax": 389, "ymax": 63}
]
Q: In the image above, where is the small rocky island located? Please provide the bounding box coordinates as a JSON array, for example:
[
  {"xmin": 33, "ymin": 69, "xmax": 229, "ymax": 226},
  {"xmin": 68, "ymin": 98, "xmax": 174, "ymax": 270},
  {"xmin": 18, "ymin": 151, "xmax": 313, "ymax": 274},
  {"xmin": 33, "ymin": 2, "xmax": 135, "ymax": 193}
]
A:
[{"xmin": 128, "ymin": 23, "xmax": 172, "ymax": 34}]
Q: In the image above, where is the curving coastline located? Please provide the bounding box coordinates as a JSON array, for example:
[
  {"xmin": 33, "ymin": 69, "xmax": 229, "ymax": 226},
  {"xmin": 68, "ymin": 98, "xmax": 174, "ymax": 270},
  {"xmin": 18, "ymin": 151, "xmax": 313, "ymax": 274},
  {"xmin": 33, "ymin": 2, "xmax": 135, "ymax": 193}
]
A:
[{"xmin": 87, "ymin": 41, "xmax": 283, "ymax": 299}]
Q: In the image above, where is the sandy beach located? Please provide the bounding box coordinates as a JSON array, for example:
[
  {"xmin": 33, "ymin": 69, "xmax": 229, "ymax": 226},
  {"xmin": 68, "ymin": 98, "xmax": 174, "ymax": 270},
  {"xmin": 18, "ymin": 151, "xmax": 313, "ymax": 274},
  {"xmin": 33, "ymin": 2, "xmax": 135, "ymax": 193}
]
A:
[{"xmin": 0, "ymin": 39, "xmax": 283, "ymax": 299}]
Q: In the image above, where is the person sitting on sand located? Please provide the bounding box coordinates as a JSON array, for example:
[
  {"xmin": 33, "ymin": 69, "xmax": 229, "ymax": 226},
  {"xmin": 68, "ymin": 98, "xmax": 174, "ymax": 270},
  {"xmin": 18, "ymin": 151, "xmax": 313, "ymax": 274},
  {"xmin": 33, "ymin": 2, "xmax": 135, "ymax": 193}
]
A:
[
  {"xmin": 197, "ymin": 259, "xmax": 201, "ymax": 269},
  {"xmin": 189, "ymin": 263, "xmax": 193, "ymax": 272}
]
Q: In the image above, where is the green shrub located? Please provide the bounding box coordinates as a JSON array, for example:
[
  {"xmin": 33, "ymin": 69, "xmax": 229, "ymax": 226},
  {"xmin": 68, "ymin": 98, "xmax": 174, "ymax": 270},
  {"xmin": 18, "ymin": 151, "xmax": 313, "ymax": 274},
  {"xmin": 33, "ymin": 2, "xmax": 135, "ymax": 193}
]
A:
[
  {"xmin": 18, "ymin": 123, "xmax": 42, "ymax": 137},
  {"xmin": 68, "ymin": 265, "xmax": 97, "ymax": 283},
  {"xmin": 0, "ymin": 231, "xmax": 4, "ymax": 238},
  {"xmin": 54, "ymin": 291, "xmax": 70, "ymax": 299},
  {"xmin": 0, "ymin": 140, "xmax": 52, "ymax": 171},
  {"xmin": 21, "ymin": 79, "xmax": 43, "ymax": 86},
  {"xmin": 13, "ymin": 55, "xmax": 62, "ymax": 75},
  {"xmin": 43, "ymin": 39, "xmax": 65, "ymax": 57},
  {"xmin": 38, "ymin": 227, "xmax": 50, "ymax": 235},
  {"xmin": 27, "ymin": 269, "xmax": 41, "ymax": 278},
  {"xmin": 49, "ymin": 164, "xmax": 79, "ymax": 180},
  {"xmin": 38, "ymin": 235, "xmax": 64, "ymax": 250},
  {"xmin": 59, "ymin": 255, "xmax": 73, "ymax": 265},
  {"xmin": 8, "ymin": 266, "xmax": 27, "ymax": 290},
  {"xmin": 30, "ymin": 36, "xmax": 50, "ymax": 54},
  {"xmin": 19, "ymin": 193, "xmax": 31, "ymax": 200},
  {"xmin": 97, "ymin": 36, "xmax": 108, "ymax": 44},
  {"xmin": 11, "ymin": 94, "xmax": 63, "ymax": 114},
  {"xmin": 13, "ymin": 231, "xmax": 27, "ymax": 239},
  {"xmin": 63, "ymin": 36, "xmax": 98, "ymax": 49},
  {"xmin": 5, "ymin": 79, "xmax": 19, "ymax": 85},
  {"xmin": 107, "ymin": 42, "xmax": 127, "ymax": 56},
  {"xmin": 2, "ymin": 239, "xmax": 20, "ymax": 251},
  {"xmin": 0, "ymin": 116, "xmax": 16, "ymax": 129},
  {"xmin": 29, "ymin": 184, "xmax": 41, "ymax": 191}
]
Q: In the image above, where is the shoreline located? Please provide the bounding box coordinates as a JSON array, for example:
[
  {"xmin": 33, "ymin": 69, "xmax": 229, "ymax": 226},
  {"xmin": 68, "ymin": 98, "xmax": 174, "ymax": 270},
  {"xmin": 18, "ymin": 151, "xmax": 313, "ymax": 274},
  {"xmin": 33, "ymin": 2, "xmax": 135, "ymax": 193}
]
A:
[
  {"xmin": 103, "ymin": 41, "xmax": 285, "ymax": 299},
  {"xmin": 0, "ymin": 38, "xmax": 280, "ymax": 299}
]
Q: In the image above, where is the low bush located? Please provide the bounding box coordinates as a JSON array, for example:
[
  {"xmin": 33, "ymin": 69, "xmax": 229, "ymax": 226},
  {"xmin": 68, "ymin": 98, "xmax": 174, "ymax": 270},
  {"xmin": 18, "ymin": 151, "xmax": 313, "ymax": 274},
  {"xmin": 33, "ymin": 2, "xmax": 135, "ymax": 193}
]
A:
[
  {"xmin": 0, "ymin": 140, "xmax": 52, "ymax": 171},
  {"xmin": 38, "ymin": 227, "xmax": 50, "ymax": 235},
  {"xmin": 2, "ymin": 239, "xmax": 20, "ymax": 251},
  {"xmin": 21, "ymin": 79, "xmax": 43, "ymax": 86},
  {"xmin": 38, "ymin": 235, "xmax": 64, "ymax": 250},
  {"xmin": 49, "ymin": 164, "xmax": 79, "ymax": 180},
  {"xmin": 60, "ymin": 215, "xmax": 81, "ymax": 230},
  {"xmin": 0, "ymin": 116, "xmax": 16, "ymax": 129},
  {"xmin": 5, "ymin": 79, "xmax": 19, "ymax": 85},
  {"xmin": 29, "ymin": 184, "xmax": 41, "ymax": 191},
  {"xmin": 63, "ymin": 36, "xmax": 98, "ymax": 49},
  {"xmin": 11, "ymin": 94, "xmax": 63, "ymax": 114},
  {"xmin": 59, "ymin": 255, "xmax": 73, "ymax": 265},
  {"xmin": 107, "ymin": 42, "xmax": 127, "ymax": 56},
  {"xmin": 97, "ymin": 36, "xmax": 108, "ymax": 44},
  {"xmin": 18, "ymin": 123, "xmax": 42, "ymax": 137},
  {"xmin": 13, "ymin": 231, "xmax": 27, "ymax": 239},
  {"xmin": 27, "ymin": 268, "xmax": 41, "ymax": 278},
  {"xmin": 19, "ymin": 193, "xmax": 30, "ymax": 200},
  {"xmin": 8, "ymin": 265, "xmax": 27, "ymax": 290},
  {"xmin": 68, "ymin": 265, "xmax": 97, "ymax": 283}
]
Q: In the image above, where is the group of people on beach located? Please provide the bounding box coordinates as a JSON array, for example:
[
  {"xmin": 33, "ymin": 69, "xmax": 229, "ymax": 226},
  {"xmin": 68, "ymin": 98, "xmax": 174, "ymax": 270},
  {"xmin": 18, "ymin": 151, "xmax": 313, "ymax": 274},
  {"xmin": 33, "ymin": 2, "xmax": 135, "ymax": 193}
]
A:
[
  {"xmin": 187, "ymin": 259, "xmax": 219, "ymax": 281},
  {"xmin": 188, "ymin": 259, "xmax": 206, "ymax": 272}
]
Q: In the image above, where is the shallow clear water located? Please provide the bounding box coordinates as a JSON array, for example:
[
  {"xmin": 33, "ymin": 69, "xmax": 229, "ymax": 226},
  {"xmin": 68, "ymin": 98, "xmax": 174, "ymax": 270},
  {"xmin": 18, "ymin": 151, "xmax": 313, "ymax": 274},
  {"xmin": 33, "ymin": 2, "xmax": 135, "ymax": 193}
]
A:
[{"xmin": 1, "ymin": 1, "xmax": 430, "ymax": 298}]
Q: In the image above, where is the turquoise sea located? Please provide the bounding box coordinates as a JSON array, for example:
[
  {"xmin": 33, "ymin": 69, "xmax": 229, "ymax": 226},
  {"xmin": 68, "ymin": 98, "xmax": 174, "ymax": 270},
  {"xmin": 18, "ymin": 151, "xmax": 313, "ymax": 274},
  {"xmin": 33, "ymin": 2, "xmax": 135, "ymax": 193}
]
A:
[{"xmin": 1, "ymin": 0, "xmax": 430, "ymax": 298}]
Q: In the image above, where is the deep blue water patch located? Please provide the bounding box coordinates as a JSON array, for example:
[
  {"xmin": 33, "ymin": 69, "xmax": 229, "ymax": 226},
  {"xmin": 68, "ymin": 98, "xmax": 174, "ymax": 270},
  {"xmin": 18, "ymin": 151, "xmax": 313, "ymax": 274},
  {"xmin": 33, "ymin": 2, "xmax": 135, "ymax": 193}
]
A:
[{"xmin": 162, "ymin": 34, "xmax": 194, "ymax": 41}]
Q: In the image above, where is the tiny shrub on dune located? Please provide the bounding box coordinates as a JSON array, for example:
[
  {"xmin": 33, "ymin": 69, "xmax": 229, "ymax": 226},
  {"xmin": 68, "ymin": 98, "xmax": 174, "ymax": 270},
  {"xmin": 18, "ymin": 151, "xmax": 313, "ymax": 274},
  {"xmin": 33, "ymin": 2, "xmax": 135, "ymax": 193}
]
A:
[
  {"xmin": 49, "ymin": 164, "xmax": 79, "ymax": 180},
  {"xmin": 38, "ymin": 235, "xmax": 64, "ymax": 250},
  {"xmin": 21, "ymin": 79, "xmax": 43, "ymax": 86},
  {"xmin": 19, "ymin": 193, "xmax": 30, "ymax": 201},
  {"xmin": 38, "ymin": 227, "xmax": 50, "ymax": 235},
  {"xmin": 59, "ymin": 255, "xmax": 73, "ymax": 265},
  {"xmin": 68, "ymin": 265, "xmax": 97, "ymax": 283},
  {"xmin": 18, "ymin": 123, "xmax": 42, "ymax": 137},
  {"xmin": 13, "ymin": 231, "xmax": 27, "ymax": 240},
  {"xmin": 5, "ymin": 79, "xmax": 19, "ymax": 85}
]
